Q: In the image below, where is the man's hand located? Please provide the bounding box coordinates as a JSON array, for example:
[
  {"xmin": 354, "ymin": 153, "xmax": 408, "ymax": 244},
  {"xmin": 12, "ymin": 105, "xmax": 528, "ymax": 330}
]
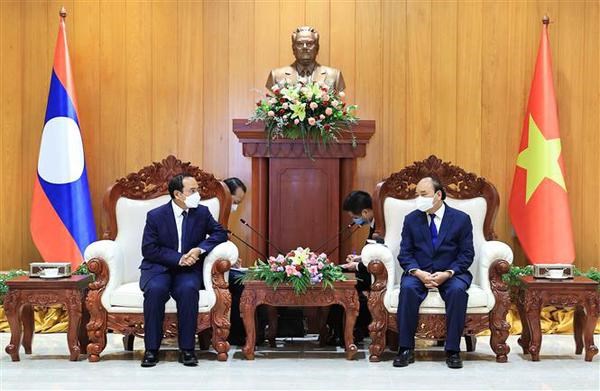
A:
[
  {"xmin": 430, "ymin": 271, "xmax": 452, "ymax": 287},
  {"xmin": 341, "ymin": 254, "xmax": 361, "ymax": 272},
  {"xmin": 179, "ymin": 247, "xmax": 203, "ymax": 267},
  {"xmin": 413, "ymin": 270, "xmax": 437, "ymax": 289}
]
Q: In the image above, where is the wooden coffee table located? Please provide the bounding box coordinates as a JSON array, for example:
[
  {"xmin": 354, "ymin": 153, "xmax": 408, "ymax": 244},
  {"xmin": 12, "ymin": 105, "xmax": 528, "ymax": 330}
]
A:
[
  {"xmin": 516, "ymin": 275, "xmax": 599, "ymax": 362},
  {"xmin": 3, "ymin": 274, "xmax": 92, "ymax": 361},
  {"xmin": 240, "ymin": 280, "xmax": 359, "ymax": 360}
]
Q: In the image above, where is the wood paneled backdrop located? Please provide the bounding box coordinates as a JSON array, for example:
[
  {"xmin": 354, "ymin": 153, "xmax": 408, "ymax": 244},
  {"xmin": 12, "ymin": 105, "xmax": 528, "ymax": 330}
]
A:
[{"xmin": 1, "ymin": 0, "xmax": 598, "ymax": 271}]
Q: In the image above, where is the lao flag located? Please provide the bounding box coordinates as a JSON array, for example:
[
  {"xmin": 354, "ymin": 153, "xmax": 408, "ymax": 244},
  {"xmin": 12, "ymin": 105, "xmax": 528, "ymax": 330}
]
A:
[{"xmin": 30, "ymin": 12, "xmax": 96, "ymax": 268}]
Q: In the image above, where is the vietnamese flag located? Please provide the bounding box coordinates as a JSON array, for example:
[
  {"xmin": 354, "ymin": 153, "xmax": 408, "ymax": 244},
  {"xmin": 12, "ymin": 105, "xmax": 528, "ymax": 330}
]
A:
[{"xmin": 508, "ymin": 18, "xmax": 575, "ymax": 264}]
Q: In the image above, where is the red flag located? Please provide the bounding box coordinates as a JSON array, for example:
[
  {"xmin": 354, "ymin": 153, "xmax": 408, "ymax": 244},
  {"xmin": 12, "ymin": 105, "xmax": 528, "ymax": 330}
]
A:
[{"xmin": 508, "ymin": 18, "xmax": 575, "ymax": 264}]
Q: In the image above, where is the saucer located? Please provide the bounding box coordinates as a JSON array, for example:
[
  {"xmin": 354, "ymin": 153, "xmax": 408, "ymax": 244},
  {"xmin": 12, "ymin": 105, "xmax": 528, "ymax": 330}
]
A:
[
  {"xmin": 39, "ymin": 274, "xmax": 66, "ymax": 279},
  {"xmin": 545, "ymin": 275, "xmax": 569, "ymax": 280}
]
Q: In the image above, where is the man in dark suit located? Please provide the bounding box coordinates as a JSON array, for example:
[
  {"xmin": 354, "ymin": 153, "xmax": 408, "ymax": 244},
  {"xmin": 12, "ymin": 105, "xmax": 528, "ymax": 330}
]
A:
[
  {"xmin": 394, "ymin": 177, "xmax": 474, "ymax": 369},
  {"xmin": 140, "ymin": 174, "xmax": 228, "ymax": 367}
]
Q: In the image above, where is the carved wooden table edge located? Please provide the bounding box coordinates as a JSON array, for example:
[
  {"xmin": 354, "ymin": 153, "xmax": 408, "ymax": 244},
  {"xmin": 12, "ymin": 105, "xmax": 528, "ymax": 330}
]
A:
[
  {"xmin": 3, "ymin": 275, "xmax": 92, "ymax": 362},
  {"xmin": 239, "ymin": 280, "xmax": 359, "ymax": 360},
  {"xmin": 516, "ymin": 275, "xmax": 599, "ymax": 362}
]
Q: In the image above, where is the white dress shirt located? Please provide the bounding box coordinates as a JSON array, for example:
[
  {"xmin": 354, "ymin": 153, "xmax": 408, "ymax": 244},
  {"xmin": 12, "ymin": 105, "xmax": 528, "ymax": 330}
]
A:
[{"xmin": 171, "ymin": 201, "xmax": 187, "ymax": 253}]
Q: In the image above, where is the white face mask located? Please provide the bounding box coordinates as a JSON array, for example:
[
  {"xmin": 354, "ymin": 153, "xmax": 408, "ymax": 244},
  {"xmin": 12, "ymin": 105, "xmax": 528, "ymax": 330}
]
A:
[
  {"xmin": 415, "ymin": 195, "xmax": 435, "ymax": 212},
  {"xmin": 231, "ymin": 204, "xmax": 239, "ymax": 212},
  {"xmin": 184, "ymin": 191, "xmax": 201, "ymax": 209}
]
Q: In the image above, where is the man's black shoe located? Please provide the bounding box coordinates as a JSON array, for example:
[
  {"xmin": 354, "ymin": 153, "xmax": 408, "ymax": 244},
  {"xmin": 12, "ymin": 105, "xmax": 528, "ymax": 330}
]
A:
[
  {"xmin": 141, "ymin": 350, "xmax": 159, "ymax": 367},
  {"xmin": 179, "ymin": 350, "xmax": 198, "ymax": 366},
  {"xmin": 446, "ymin": 352, "xmax": 463, "ymax": 369},
  {"xmin": 392, "ymin": 349, "xmax": 415, "ymax": 367}
]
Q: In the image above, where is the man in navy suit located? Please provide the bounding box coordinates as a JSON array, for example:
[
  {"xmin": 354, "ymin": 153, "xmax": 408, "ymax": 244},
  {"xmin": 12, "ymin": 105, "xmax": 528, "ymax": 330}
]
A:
[
  {"xmin": 140, "ymin": 174, "xmax": 228, "ymax": 367},
  {"xmin": 394, "ymin": 177, "xmax": 474, "ymax": 369}
]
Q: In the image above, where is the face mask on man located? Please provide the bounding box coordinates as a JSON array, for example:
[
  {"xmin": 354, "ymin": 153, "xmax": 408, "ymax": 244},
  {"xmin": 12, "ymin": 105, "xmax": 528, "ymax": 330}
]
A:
[
  {"xmin": 352, "ymin": 216, "xmax": 367, "ymax": 226},
  {"xmin": 415, "ymin": 195, "xmax": 435, "ymax": 212},
  {"xmin": 184, "ymin": 191, "xmax": 201, "ymax": 209},
  {"xmin": 231, "ymin": 204, "xmax": 239, "ymax": 212}
]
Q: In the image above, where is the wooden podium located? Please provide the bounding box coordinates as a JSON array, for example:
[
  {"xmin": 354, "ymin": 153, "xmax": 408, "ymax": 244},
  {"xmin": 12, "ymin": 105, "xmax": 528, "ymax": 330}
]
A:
[{"xmin": 233, "ymin": 120, "xmax": 375, "ymax": 264}]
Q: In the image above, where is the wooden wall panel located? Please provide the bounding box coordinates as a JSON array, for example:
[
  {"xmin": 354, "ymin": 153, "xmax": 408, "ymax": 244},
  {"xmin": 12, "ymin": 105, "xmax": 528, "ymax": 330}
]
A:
[{"xmin": 1, "ymin": 0, "xmax": 599, "ymax": 271}]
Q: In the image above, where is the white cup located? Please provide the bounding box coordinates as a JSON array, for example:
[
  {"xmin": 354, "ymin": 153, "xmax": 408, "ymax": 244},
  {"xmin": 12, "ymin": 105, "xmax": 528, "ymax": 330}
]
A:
[
  {"xmin": 547, "ymin": 269, "xmax": 565, "ymax": 279},
  {"xmin": 43, "ymin": 268, "xmax": 59, "ymax": 277}
]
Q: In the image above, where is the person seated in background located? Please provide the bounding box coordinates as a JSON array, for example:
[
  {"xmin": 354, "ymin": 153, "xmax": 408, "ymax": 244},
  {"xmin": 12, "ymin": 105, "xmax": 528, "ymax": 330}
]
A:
[
  {"xmin": 140, "ymin": 174, "xmax": 228, "ymax": 368},
  {"xmin": 327, "ymin": 190, "xmax": 376, "ymax": 345},
  {"xmin": 223, "ymin": 177, "xmax": 249, "ymax": 346},
  {"xmin": 393, "ymin": 177, "xmax": 474, "ymax": 369},
  {"xmin": 224, "ymin": 177, "xmax": 246, "ymax": 214}
]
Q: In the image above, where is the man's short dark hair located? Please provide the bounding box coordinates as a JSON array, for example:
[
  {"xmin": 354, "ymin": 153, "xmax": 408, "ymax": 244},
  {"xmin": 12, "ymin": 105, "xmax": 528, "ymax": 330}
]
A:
[
  {"xmin": 168, "ymin": 174, "xmax": 194, "ymax": 199},
  {"xmin": 342, "ymin": 191, "xmax": 372, "ymax": 215},
  {"xmin": 224, "ymin": 177, "xmax": 247, "ymax": 195},
  {"xmin": 429, "ymin": 176, "xmax": 447, "ymax": 200}
]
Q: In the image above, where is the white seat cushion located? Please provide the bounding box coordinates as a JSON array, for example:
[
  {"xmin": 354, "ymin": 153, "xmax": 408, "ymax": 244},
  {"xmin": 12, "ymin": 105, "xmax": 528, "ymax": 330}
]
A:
[
  {"xmin": 110, "ymin": 282, "xmax": 211, "ymax": 311},
  {"xmin": 389, "ymin": 284, "xmax": 490, "ymax": 314}
]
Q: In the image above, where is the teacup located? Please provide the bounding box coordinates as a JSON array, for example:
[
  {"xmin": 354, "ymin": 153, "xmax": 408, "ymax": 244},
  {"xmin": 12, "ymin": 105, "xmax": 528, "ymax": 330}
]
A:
[
  {"xmin": 547, "ymin": 269, "xmax": 565, "ymax": 279},
  {"xmin": 42, "ymin": 268, "xmax": 59, "ymax": 277}
]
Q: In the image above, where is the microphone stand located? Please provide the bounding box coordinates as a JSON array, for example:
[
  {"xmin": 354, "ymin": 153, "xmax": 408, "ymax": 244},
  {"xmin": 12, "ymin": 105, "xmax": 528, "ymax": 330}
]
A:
[
  {"xmin": 313, "ymin": 222, "xmax": 356, "ymax": 254},
  {"xmin": 227, "ymin": 230, "xmax": 269, "ymax": 261},
  {"xmin": 239, "ymin": 219, "xmax": 286, "ymax": 255}
]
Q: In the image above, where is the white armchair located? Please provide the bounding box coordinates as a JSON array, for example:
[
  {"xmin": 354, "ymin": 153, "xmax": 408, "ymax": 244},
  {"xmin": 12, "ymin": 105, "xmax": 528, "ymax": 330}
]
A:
[
  {"xmin": 84, "ymin": 156, "xmax": 238, "ymax": 362},
  {"xmin": 362, "ymin": 156, "xmax": 513, "ymax": 363}
]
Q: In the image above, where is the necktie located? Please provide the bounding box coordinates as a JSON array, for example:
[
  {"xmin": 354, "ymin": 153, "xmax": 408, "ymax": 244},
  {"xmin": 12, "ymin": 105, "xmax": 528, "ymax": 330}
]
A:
[
  {"xmin": 429, "ymin": 214, "xmax": 438, "ymax": 249},
  {"xmin": 181, "ymin": 210, "xmax": 188, "ymax": 252}
]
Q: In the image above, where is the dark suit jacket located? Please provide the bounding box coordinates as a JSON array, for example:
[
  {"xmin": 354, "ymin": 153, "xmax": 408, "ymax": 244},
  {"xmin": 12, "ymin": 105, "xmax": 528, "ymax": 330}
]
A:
[
  {"xmin": 139, "ymin": 201, "xmax": 228, "ymax": 290},
  {"xmin": 356, "ymin": 222, "xmax": 376, "ymax": 291},
  {"xmin": 398, "ymin": 204, "xmax": 474, "ymax": 285}
]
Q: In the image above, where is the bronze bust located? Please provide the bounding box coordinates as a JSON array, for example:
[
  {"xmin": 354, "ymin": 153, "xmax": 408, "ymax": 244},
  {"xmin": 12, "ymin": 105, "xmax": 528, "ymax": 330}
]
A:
[{"xmin": 266, "ymin": 26, "xmax": 346, "ymax": 92}]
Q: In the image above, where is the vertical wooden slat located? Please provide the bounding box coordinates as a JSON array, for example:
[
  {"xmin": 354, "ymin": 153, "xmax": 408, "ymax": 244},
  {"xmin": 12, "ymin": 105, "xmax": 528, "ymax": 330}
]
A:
[
  {"xmin": 382, "ymin": 0, "xmax": 407, "ymax": 174},
  {"xmin": 406, "ymin": 0, "xmax": 432, "ymax": 163},
  {"xmin": 330, "ymin": 0, "xmax": 355, "ymax": 102},
  {"xmin": 125, "ymin": 1, "xmax": 152, "ymax": 172},
  {"xmin": 456, "ymin": 1, "xmax": 482, "ymax": 173},
  {"xmin": 202, "ymin": 0, "xmax": 229, "ymax": 177},
  {"xmin": 431, "ymin": 0, "xmax": 457, "ymax": 162},
  {"xmin": 0, "ymin": 1, "xmax": 24, "ymax": 269},
  {"xmin": 178, "ymin": 1, "xmax": 203, "ymax": 165},
  {"xmin": 151, "ymin": 1, "xmax": 178, "ymax": 162},
  {"xmin": 98, "ymin": 0, "xmax": 126, "ymax": 231},
  {"xmin": 21, "ymin": 1, "xmax": 49, "ymax": 265}
]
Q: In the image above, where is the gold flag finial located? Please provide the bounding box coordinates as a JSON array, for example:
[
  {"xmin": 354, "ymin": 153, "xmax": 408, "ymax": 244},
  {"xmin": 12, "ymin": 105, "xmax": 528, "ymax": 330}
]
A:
[{"xmin": 60, "ymin": 6, "xmax": 67, "ymax": 19}]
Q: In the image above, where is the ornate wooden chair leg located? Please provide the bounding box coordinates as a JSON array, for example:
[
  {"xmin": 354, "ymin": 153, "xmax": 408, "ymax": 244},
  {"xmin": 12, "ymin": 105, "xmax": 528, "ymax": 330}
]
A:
[
  {"xmin": 489, "ymin": 260, "xmax": 511, "ymax": 363},
  {"xmin": 122, "ymin": 334, "xmax": 135, "ymax": 351},
  {"xmin": 211, "ymin": 259, "xmax": 232, "ymax": 361},
  {"xmin": 465, "ymin": 335, "xmax": 477, "ymax": 352}
]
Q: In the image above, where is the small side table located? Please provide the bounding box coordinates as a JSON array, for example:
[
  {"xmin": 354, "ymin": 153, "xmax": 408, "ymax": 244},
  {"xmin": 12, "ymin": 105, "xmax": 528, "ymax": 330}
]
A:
[
  {"xmin": 240, "ymin": 280, "xmax": 359, "ymax": 360},
  {"xmin": 517, "ymin": 275, "xmax": 599, "ymax": 362},
  {"xmin": 4, "ymin": 274, "xmax": 92, "ymax": 361}
]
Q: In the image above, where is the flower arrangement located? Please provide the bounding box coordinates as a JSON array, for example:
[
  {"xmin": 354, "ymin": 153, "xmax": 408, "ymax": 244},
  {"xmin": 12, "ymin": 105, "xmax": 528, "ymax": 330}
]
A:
[
  {"xmin": 249, "ymin": 81, "xmax": 359, "ymax": 157},
  {"xmin": 241, "ymin": 247, "xmax": 346, "ymax": 295}
]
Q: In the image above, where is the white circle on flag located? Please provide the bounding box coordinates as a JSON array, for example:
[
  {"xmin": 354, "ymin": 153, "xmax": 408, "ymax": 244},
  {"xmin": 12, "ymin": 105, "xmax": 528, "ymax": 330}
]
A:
[{"xmin": 37, "ymin": 116, "xmax": 85, "ymax": 184}]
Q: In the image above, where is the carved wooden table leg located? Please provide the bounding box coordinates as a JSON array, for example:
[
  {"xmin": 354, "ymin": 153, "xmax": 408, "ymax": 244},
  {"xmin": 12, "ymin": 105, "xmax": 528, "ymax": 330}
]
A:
[
  {"xmin": 79, "ymin": 299, "xmax": 90, "ymax": 355},
  {"xmin": 341, "ymin": 292, "xmax": 359, "ymax": 360},
  {"xmin": 240, "ymin": 291, "xmax": 257, "ymax": 360},
  {"xmin": 517, "ymin": 292, "xmax": 531, "ymax": 355},
  {"xmin": 573, "ymin": 305, "xmax": 585, "ymax": 355},
  {"xmin": 65, "ymin": 290, "xmax": 83, "ymax": 361},
  {"xmin": 21, "ymin": 304, "xmax": 35, "ymax": 355},
  {"xmin": 583, "ymin": 296, "xmax": 599, "ymax": 362},
  {"xmin": 523, "ymin": 291, "xmax": 542, "ymax": 361},
  {"xmin": 4, "ymin": 291, "xmax": 22, "ymax": 362}
]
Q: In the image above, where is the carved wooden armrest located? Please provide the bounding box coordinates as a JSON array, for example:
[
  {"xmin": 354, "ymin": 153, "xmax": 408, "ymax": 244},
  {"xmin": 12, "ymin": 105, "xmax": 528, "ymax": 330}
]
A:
[
  {"xmin": 210, "ymin": 259, "xmax": 232, "ymax": 361},
  {"xmin": 488, "ymin": 259, "xmax": 511, "ymax": 363}
]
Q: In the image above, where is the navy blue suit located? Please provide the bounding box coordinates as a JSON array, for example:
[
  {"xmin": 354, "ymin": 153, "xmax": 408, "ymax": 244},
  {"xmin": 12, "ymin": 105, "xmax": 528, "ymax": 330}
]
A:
[
  {"xmin": 140, "ymin": 201, "xmax": 228, "ymax": 351},
  {"xmin": 397, "ymin": 204, "xmax": 474, "ymax": 352}
]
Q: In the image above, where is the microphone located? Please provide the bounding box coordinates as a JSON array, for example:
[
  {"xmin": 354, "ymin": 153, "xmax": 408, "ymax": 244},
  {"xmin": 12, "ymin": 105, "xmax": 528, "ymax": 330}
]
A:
[
  {"xmin": 227, "ymin": 229, "xmax": 269, "ymax": 261},
  {"xmin": 239, "ymin": 219, "xmax": 285, "ymax": 255},
  {"xmin": 326, "ymin": 224, "xmax": 360, "ymax": 257},
  {"xmin": 313, "ymin": 222, "xmax": 356, "ymax": 253}
]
